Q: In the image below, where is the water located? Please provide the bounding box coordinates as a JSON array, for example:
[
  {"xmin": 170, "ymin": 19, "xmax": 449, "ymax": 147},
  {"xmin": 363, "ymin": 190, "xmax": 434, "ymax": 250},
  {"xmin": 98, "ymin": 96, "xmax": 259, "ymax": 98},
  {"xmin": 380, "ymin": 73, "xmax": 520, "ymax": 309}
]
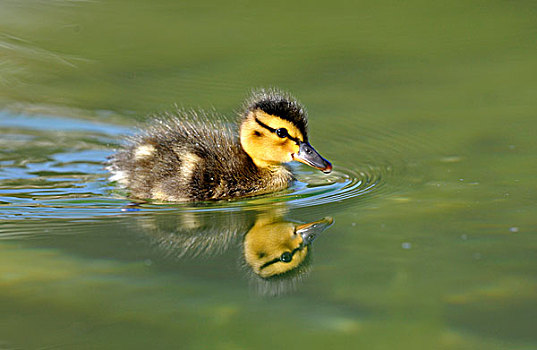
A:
[{"xmin": 1, "ymin": 1, "xmax": 537, "ymax": 349}]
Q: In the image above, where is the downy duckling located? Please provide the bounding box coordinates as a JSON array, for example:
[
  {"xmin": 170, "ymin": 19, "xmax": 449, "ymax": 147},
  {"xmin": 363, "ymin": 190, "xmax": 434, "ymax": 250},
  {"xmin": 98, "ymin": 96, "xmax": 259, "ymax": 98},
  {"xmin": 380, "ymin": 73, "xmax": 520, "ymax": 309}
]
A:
[{"xmin": 108, "ymin": 89, "xmax": 332, "ymax": 201}]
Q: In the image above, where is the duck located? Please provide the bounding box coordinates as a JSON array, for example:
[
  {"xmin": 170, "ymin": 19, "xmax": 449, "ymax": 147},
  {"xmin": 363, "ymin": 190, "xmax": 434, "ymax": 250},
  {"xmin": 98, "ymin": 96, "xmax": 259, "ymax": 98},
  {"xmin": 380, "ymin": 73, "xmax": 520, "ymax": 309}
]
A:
[{"xmin": 108, "ymin": 89, "xmax": 332, "ymax": 202}]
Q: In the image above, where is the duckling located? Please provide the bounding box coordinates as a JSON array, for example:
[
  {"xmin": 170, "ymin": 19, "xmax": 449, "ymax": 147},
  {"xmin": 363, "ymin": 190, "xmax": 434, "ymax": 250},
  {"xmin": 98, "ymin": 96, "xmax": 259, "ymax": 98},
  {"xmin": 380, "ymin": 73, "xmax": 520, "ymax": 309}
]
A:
[{"xmin": 108, "ymin": 89, "xmax": 332, "ymax": 201}]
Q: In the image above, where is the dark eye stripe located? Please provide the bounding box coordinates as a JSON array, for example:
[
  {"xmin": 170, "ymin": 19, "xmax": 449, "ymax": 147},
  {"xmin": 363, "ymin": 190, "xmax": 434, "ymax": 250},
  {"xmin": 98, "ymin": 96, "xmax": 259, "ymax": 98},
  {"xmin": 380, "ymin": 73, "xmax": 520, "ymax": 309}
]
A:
[
  {"xmin": 287, "ymin": 134, "xmax": 300, "ymax": 144},
  {"xmin": 259, "ymin": 246, "xmax": 302, "ymax": 270},
  {"xmin": 254, "ymin": 117, "xmax": 300, "ymax": 145},
  {"xmin": 254, "ymin": 117, "xmax": 276, "ymax": 133}
]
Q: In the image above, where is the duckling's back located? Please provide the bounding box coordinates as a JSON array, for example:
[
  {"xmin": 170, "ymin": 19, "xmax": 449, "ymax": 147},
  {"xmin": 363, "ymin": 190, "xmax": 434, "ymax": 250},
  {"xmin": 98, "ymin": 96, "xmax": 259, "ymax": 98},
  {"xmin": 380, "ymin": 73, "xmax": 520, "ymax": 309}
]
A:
[{"xmin": 108, "ymin": 113, "xmax": 292, "ymax": 201}]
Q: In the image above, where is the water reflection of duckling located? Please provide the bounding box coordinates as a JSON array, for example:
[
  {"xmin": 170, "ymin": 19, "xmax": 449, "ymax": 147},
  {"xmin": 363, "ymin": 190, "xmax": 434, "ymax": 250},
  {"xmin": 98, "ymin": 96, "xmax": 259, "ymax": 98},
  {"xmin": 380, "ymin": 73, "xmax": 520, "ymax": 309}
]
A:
[
  {"xmin": 243, "ymin": 216, "xmax": 333, "ymax": 279},
  {"xmin": 137, "ymin": 209, "xmax": 332, "ymax": 281},
  {"xmin": 108, "ymin": 89, "xmax": 332, "ymax": 201}
]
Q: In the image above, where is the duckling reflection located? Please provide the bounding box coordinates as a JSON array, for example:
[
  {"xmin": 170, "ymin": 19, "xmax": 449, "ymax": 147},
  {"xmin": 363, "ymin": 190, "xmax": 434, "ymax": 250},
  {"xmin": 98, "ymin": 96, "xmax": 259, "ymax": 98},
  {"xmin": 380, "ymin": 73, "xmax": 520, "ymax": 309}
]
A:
[
  {"xmin": 136, "ymin": 209, "xmax": 333, "ymax": 285},
  {"xmin": 243, "ymin": 216, "xmax": 333, "ymax": 279}
]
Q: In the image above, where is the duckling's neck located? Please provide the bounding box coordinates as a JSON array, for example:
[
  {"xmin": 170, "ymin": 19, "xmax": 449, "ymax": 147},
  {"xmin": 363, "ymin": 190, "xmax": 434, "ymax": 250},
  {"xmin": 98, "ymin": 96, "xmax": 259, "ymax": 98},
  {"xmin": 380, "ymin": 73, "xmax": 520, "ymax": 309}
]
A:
[
  {"xmin": 263, "ymin": 162, "xmax": 293, "ymax": 185},
  {"xmin": 245, "ymin": 154, "xmax": 289, "ymax": 178},
  {"xmin": 250, "ymin": 158, "xmax": 280, "ymax": 170},
  {"xmin": 230, "ymin": 138, "xmax": 293, "ymax": 196},
  {"xmin": 239, "ymin": 150, "xmax": 292, "ymax": 193}
]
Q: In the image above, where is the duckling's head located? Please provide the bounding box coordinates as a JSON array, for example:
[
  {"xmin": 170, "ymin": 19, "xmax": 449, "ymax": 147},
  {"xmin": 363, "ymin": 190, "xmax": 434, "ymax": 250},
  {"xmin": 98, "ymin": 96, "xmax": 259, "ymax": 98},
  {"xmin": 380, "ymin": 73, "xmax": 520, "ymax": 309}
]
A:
[
  {"xmin": 240, "ymin": 90, "xmax": 332, "ymax": 173},
  {"xmin": 243, "ymin": 216, "xmax": 333, "ymax": 279}
]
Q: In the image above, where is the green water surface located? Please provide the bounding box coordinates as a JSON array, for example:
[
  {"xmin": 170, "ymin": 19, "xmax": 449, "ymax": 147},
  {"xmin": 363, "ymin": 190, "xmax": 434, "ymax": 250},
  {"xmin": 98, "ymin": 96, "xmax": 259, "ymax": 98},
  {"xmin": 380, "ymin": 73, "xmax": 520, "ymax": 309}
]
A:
[{"xmin": 1, "ymin": 1, "xmax": 536, "ymax": 349}]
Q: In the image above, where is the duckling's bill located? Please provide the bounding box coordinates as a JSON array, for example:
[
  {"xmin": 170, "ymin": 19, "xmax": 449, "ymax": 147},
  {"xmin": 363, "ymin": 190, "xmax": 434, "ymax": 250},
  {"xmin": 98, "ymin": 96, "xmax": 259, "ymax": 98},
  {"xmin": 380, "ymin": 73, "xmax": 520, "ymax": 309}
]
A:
[
  {"xmin": 296, "ymin": 216, "xmax": 334, "ymax": 246},
  {"xmin": 292, "ymin": 141, "xmax": 332, "ymax": 174}
]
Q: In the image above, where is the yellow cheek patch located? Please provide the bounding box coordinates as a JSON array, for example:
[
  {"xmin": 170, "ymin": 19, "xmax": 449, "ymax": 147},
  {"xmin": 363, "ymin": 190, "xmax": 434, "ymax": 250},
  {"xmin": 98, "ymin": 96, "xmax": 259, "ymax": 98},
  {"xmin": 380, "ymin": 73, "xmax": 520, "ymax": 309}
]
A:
[
  {"xmin": 239, "ymin": 110, "xmax": 305, "ymax": 167},
  {"xmin": 286, "ymin": 140, "xmax": 300, "ymax": 153}
]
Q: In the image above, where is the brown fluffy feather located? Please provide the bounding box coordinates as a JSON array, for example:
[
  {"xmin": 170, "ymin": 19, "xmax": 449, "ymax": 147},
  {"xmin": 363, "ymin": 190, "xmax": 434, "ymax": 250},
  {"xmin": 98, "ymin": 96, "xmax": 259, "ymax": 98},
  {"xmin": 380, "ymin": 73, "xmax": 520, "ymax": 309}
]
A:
[{"xmin": 107, "ymin": 108, "xmax": 293, "ymax": 202}]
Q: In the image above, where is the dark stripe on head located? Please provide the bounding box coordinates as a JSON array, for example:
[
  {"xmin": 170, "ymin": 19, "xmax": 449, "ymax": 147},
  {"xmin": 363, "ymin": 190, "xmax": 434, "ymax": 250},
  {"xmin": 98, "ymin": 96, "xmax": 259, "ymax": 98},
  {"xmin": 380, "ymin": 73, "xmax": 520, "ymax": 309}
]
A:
[
  {"xmin": 254, "ymin": 117, "xmax": 276, "ymax": 133},
  {"xmin": 254, "ymin": 117, "xmax": 301, "ymax": 145},
  {"xmin": 259, "ymin": 247, "xmax": 302, "ymax": 270},
  {"xmin": 246, "ymin": 89, "xmax": 309, "ymax": 140}
]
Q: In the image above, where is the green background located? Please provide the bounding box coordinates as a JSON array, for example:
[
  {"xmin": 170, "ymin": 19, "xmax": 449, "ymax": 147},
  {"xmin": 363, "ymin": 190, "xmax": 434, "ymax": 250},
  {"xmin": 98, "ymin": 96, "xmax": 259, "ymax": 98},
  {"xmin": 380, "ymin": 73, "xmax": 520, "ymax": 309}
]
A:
[{"xmin": 1, "ymin": 0, "xmax": 536, "ymax": 349}]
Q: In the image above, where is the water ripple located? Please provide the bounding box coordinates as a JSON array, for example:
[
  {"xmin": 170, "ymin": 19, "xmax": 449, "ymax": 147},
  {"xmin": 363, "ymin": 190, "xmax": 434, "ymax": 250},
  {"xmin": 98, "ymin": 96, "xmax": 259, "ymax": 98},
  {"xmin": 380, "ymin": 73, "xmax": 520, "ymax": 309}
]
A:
[{"xmin": 0, "ymin": 110, "xmax": 416, "ymax": 221}]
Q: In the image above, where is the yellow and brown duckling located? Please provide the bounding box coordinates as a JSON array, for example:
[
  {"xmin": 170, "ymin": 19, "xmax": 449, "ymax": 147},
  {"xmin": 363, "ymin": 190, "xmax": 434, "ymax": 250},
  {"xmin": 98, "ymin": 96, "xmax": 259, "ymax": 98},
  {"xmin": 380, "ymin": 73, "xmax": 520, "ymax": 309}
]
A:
[{"xmin": 108, "ymin": 89, "xmax": 332, "ymax": 201}]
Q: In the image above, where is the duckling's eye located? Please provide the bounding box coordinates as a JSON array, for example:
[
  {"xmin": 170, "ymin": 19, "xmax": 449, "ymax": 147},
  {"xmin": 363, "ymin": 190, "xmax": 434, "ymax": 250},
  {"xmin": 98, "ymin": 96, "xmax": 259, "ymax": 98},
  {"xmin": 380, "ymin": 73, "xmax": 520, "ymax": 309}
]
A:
[
  {"xmin": 276, "ymin": 128, "xmax": 288, "ymax": 138},
  {"xmin": 280, "ymin": 251, "xmax": 292, "ymax": 263}
]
